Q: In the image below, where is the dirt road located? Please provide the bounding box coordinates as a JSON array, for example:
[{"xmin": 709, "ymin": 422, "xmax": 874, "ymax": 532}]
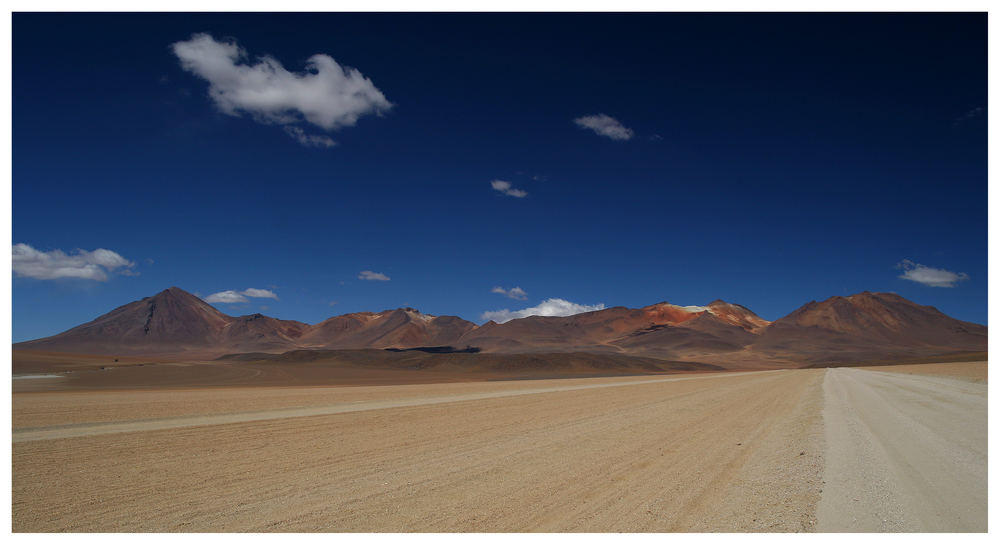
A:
[
  {"xmin": 13, "ymin": 369, "xmax": 824, "ymax": 532},
  {"xmin": 817, "ymin": 367, "xmax": 987, "ymax": 532},
  {"xmin": 12, "ymin": 363, "xmax": 987, "ymax": 532},
  {"xmin": 12, "ymin": 371, "xmax": 771, "ymax": 443}
]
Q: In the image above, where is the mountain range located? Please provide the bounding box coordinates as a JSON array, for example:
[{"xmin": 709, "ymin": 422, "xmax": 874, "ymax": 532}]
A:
[{"xmin": 13, "ymin": 287, "xmax": 987, "ymax": 365}]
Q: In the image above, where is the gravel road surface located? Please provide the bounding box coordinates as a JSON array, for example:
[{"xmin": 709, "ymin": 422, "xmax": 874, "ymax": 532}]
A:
[{"xmin": 817, "ymin": 367, "xmax": 987, "ymax": 532}]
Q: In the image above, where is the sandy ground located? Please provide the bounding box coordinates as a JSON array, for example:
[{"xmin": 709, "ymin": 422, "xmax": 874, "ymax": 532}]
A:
[
  {"xmin": 13, "ymin": 373, "xmax": 736, "ymax": 429},
  {"xmin": 817, "ymin": 366, "xmax": 987, "ymax": 532},
  {"xmin": 859, "ymin": 360, "xmax": 987, "ymax": 382},
  {"xmin": 12, "ymin": 361, "xmax": 986, "ymax": 532},
  {"xmin": 13, "ymin": 369, "xmax": 824, "ymax": 532},
  {"xmin": 13, "ymin": 371, "xmax": 770, "ymax": 441}
]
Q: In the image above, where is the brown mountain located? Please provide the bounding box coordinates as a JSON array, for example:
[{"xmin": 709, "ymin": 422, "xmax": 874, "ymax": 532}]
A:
[
  {"xmin": 14, "ymin": 287, "xmax": 477, "ymax": 358},
  {"xmin": 751, "ymin": 291, "xmax": 988, "ymax": 363},
  {"xmin": 298, "ymin": 308, "xmax": 477, "ymax": 349},
  {"xmin": 221, "ymin": 313, "xmax": 310, "ymax": 354},
  {"xmin": 12, "ymin": 288, "xmax": 986, "ymax": 366},
  {"xmin": 13, "ymin": 287, "xmax": 309, "ymax": 357},
  {"xmin": 457, "ymin": 300, "xmax": 771, "ymax": 359}
]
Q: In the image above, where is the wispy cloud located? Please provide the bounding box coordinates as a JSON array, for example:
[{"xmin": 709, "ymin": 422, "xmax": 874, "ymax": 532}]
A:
[
  {"xmin": 12, "ymin": 243, "xmax": 135, "ymax": 281},
  {"xmin": 953, "ymin": 106, "xmax": 985, "ymax": 127},
  {"xmin": 241, "ymin": 288, "xmax": 279, "ymax": 299},
  {"xmin": 205, "ymin": 290, "xmax": 248, "ymax": 303},
  {"xmin": 284, "ymin": 126, "xmax": 336, "ymax": 148},
  {"xmin": 491, "ymin": 180, "xmax": 527, "ymax": 198},
  {"xmin": 172, "ymin": 33, "xmax": 392, "ymax": 147},
  {"xmin": 491, "ymin": 286, "xmax": 528, "ymax": 300},
  {"xmin": 574, "ymin": 114, "xmax": 633, "ymax": 141},
  {"xmin": 482, "ymin": 298, "xmax": 606, "ymax": 323},
  {"xmin": 897, "ymin": 259, "xmax": 969, "ymax": 288},
  {"xmin": 205, "ymin": 288, "xmax": 279, "ymax": 303},
  {"xmin": 359, "ymin": 270, "xmax": 391, "ymax": 281}
]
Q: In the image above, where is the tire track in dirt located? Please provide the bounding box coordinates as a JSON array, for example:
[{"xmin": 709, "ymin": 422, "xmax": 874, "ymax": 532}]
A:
[
  {"xmin": 14, "ymin": 369, "xmax": 821, "ymax": 532},
  {"xmin": 13, "ymin": 370, "xmax": 776, "ymax": 443}
]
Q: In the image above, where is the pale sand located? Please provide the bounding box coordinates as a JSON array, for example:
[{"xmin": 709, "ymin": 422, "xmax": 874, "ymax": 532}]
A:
[
  {"xmin": 12, "ymin": 371, "xmax": 774, "ymax": 442},
  {"xmin": 817, "ymin": 367, "xmax": 987, "ymax": 532},
  {"xmin": 13, "ymin": 372, "xmax": 738, "ymax": 429},
  {"xmin": 13, "ymin": 369, "xmax": 823, "ymax": 532},
  {"xmin": 859, "ymin": 360, "xmax": 987, "ymax": 382},
  {"xmin": 13, "ymin": 363, "xmax": 986, "ymax": 532}
]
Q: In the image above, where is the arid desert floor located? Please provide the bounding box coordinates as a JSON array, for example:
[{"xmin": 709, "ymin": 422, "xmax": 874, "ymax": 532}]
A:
[{"xmin": 11, "ymin": 360, "xmax": 987, "ymax": 532}]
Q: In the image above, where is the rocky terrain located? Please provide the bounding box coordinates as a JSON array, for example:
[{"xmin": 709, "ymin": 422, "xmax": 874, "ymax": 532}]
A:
[{"xmin": 13, "ymin": 287, "xmax": 987, "ymax": 366}]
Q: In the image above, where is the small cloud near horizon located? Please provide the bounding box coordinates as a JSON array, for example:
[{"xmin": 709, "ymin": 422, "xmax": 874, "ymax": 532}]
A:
[
  {"xmin": 491, "ymin": 180, "xmax": 527, "ymax": 198},
  {"xmin": 241, "ymin": 288, "xmax": 279, "ymax": 299},
  {"xmin": 171, "ymin": 33, "xmax": 391, "ymax": 148},
  {"xmin": 204, "ymin": 290, "xmax": 248, "ymax": 303},
  {"xmin": 897, "ymin": 259, "xmax": 969, "ymax": 288},
  {"xmin": 574, "ymin": 114, "xmax": 634, "ymax": 141},
  {"xmin": 491, "ymin": 286, "xmax": 528, "ymax": 300},
  {"xmin": 482, "ymin": 298, "xmax": 605, "ymax": 323},
  {"xmin": 953, "ymin": 106, "xmax": 985, "ymax": 127},
  {"xmin": 359, "ymin": 270, "xmax": 391, "ymax": 281},
  {"xmin": 12, "ymin": 243, "xmax": 136, "ymax": 281},
  {"xmin": 205, "ymin": 288, "xmax": 279, "ymax": 303}
]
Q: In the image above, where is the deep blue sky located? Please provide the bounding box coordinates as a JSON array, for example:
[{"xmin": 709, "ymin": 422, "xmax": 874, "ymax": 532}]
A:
[{"xmin": 12, "ymin": 13, "xmax": 987, "ymax": 342}]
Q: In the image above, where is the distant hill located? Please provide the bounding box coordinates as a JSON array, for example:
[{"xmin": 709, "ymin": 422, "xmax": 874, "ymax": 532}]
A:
[
  {"xmin": 14, "ymin": 287, "xmax": 472, "ymax": 358},
  {"xmin": 13, "ymin": 287, "xmax": 986, "ymax": 366},
  {"xmin": 752, "ymin": 291, "xmax": 988, "ymax": 363},
  {"xmin": 460, "ymin": 300, "xmax": 770, "ymax": 360}
]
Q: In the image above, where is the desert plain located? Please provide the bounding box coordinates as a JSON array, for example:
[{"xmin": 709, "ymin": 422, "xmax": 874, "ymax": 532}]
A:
[{"xmin": 11, "ymin": 355, "xmax": 987, "ymax": 532}]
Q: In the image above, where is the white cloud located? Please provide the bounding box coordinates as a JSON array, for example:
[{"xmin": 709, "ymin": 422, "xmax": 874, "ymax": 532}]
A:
[
  {"xmin": 897, "ymin": 259, "xmax": 969, "ymax": 288},
  {"xmin": 574, "ymin": 114, "xmax": 634, "ymax": 141},
  {"xmin": 491, "ymin": 286, "xmax": 528, "ymax": 300},
  {"xmin": 12, "ymin": 243, "xmax": 135, "ymax": 281},
  {"xmin": 241, "ymin": 288, "xmax": 279, "ymax": 299},
  {"xmin": 205, "ymin": 287, "xmax": 279, "ymax": 304},
  {"xmin": 171, "ymin": 33, "xmax": 392, "ymax": 146},
  {"xmin": 205, "ymin": 290, "xmax": 249, "ymax": 303},
  {"xmin": 481, "ymin": 298, "xmax": 606, "ymax": 323},
  {"xmin": 953, "ymin": 106, "xmax": 985, "ymax": 127},
  {"xmin": 284, "ymin": 126, "xmax": 337, "ymax": 148},
  {"xmin": 491, "ymin": 180, "xmax": 527, "ymax": 198},
  {"xmin": 359, "ymin": 270, "xmax": 390, "ymax": 281}
]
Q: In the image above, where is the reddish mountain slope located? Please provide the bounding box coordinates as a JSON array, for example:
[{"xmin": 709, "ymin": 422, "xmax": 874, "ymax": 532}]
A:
[
  {"xmin": 752, "ymin": 292, "xmax": 987, "ymax": 363},
  {"xmin": 12, "ymin": 288, "xmax": 986, "ymax": 366},
  {"xmin": 220, "ymin": 313, "xmax": 310, "ymax": 354},
  {"xmin": 14, "ymin": 287, "xmax": 236, "ymax": 356},
  {"xmin": 299, "ymin": 308, "xmax": 476, "ymax": 349},
  {"xmin": 702, "ymin": 300, "xmax": 771, "ymax": 333},
  {"xmin": 457, "ymin": 300, "xmax": 771, "ymax": 358},
  {"xmin": 14, "ymin": 288, "xmax": 477, "ymax": 358},
  {"xmin": 458, "ymin": 308, "xmax": 636, "ymax": 354}
]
